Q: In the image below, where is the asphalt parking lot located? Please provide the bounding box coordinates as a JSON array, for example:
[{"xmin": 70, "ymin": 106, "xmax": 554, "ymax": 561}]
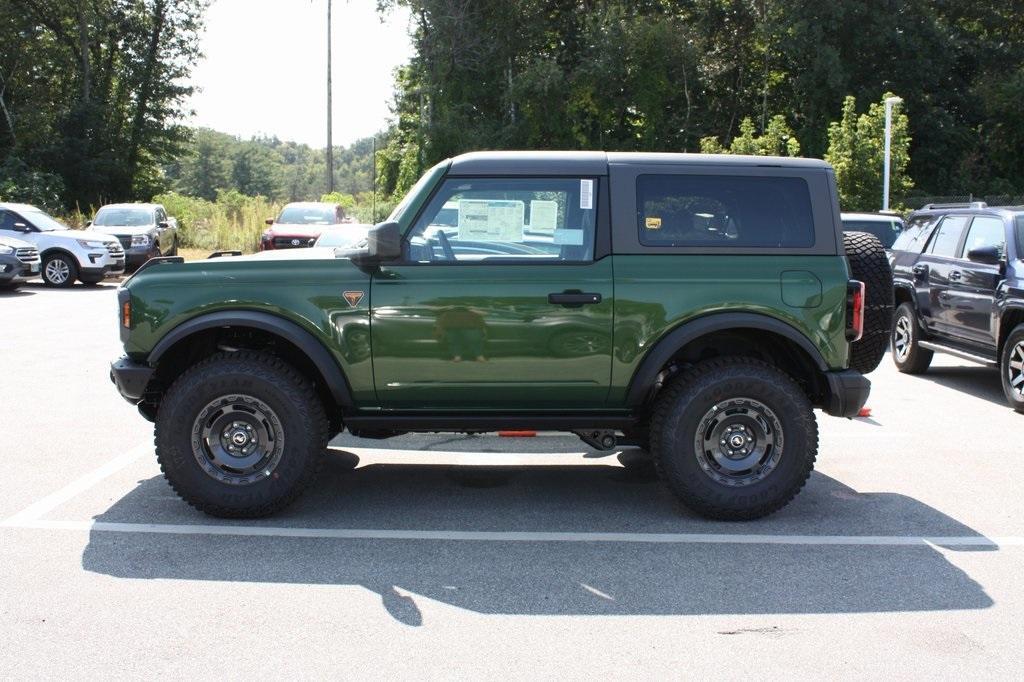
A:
[{"xmin": 2, "ymin": 281, "xmax": 1023, "ymax": 677}]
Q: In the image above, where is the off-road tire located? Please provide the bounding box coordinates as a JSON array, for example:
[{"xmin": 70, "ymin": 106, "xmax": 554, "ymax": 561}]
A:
[
  {"xmin": 844, "ymin": 231, "xmax": 893, "ymax": 374},
  {"xmin": 891, "ymin": 302, "xmax": 932, "ymax": 373},
  {"xmin": 41, "ymin": 253, "xmax": 78, "ymax": 287},
  {"xmin": 155, "ymin": 351, "xmax": 329, "ymax": 517},
  {"xmin": 1000, "ymin": 324, "xmax": 1024, "ymax": 414},
  {"xmin": 649, "ymin": 357, "xmax": 818, "ymax": 520}
]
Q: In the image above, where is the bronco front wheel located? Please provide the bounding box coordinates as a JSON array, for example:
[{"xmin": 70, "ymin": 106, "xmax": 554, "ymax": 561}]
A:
[
  {"xmin": 649, "ymin": 358, "xmax": 818, "ymax": 520},
  {"xmin": 155, "ymin": 351, "xmax": 328, "ymax": 517}
]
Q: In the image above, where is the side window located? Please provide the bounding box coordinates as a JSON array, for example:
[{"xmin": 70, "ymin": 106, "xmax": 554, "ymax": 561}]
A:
[
  {"xmin": 893, "ymin": 215, "xmax": 934, "ymax": 252},
  {"xmin": 927, "ymin": 216, "xmax": 968, "ymax": 257},
  {"xmin": 636, "ymin": 174, "xmax": 814, "ymax": 248},
  {"xmin": 406, "ymin": 177, "xmax": 597, "ymax": 263},
  {"xmin": 961, "ymin": 216, "xmax": 1006, "ymax": 259}
]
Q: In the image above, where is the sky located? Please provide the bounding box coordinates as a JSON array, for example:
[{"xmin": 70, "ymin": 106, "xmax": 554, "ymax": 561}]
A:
[{"xmin": 187, "ymin": 0, "xmax": 414, "ymax": 149}]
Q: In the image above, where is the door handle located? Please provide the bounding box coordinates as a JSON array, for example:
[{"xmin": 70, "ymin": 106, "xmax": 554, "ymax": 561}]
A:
[
  {"xmin": 548, "ymin": 291, "xmax": 602, "ymax": 306},
  {"xmin": 912, "ymin": 264, "xmax": 929, "ymax": 278},
  {"xmin": 949, "ymin": 270, "xmax": 962, "ymax": 281}
]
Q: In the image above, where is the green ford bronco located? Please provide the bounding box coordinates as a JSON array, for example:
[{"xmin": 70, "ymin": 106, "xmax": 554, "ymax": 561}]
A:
[{"xmin": 111, "ymin": 152, "xmax": 892, "ymax": 520}]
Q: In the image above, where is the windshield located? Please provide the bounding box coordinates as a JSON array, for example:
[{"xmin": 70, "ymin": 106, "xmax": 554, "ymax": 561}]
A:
[
  {"xmin": 25, "ymin": 209, "xmax": 70, "ymax": 232},
  {"xmin": 276, "ymin": 205, "xmax": 339, "ymax": 225},
  {"xmin": 315, "ymin": 228, "xmax": 369, "ymax": 248},
  {"xmin": 842, "ymin": 218, "xmax": 904, "ymax": 248},
  {"xmin": 387, "ymin": 160, "xmax": 450, "ymax": 223},
  {"xmin": 93, "ymin": 207, "xmax": 153, "ymax": 226}
]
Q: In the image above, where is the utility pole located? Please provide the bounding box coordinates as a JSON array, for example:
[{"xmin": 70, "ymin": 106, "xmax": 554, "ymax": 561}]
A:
[
  {"xmin": 325, "ymin": 0, "xmax": 334, "ymax": 193},
  {"xmin": 882, "ymin": 96, "xmax": 902, "ymax": 210},
  {"xmin": 371, "ymin": 135, "xmax": 376, "ymax": 222}
]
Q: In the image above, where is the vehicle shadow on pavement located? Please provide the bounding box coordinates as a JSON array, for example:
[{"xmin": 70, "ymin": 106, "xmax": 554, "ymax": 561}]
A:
[
  {"xmin": 905, "ymin": 365, "xmax": 1007, "ymax": 407},
  {"xmin": 81, "ymin": 449, "xmax": 996, "ymax": 623}
]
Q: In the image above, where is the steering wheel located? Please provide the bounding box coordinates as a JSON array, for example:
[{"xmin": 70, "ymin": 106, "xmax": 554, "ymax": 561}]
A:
[{"xmin": 434, "ymin": 229, "xmax": 456, "ymax": 261}]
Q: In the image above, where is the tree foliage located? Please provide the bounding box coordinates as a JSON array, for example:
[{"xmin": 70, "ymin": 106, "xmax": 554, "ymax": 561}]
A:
[
  {"xmin": 378, "ymin": 0, "xmax": 1024, "ymax": 201},
  {"xmin": 825, "ymin": 93, "xmax": 912, "ymax": 211}
]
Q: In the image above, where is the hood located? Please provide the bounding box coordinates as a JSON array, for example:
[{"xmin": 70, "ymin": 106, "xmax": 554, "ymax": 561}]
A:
[
  {"xmin": 0, "ymin": 234, "xmax": 35, "ymax": 249},
  {"xmin": 264, "ymin": 224, "xmax": 331, "ymax": 238},
  {"xmin": 46, "ymin": 229, "xmax": 119, "ymax": 245},
  {"xmin": 216, "ymin": 247, "xmax": 340, "ymax": 263},
  {"xmin": 90, "ymin": 224, "xmax": 154, "ymax": 236}
]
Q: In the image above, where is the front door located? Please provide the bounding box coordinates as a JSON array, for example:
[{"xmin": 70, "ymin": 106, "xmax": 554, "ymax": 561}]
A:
[
  {"xmin": 946, "ymin": 215, "xmax": 1006, "ymax": 346},
  {"xmin": 370, "ymin": 175, "xmax": 613, "ymax": 409}
]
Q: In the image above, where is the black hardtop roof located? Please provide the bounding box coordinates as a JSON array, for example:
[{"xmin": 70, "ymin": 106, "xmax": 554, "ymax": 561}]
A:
[{"xmin": 447, "ymin": 150, "xmax": 831, "ymax": 175}]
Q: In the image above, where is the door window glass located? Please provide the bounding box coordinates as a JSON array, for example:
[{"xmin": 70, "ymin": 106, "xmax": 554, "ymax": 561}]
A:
[
  {"xmin": 927, "ymin": 216, "xmax": 968, "ymax": 257},
  {"xmin": 406, "ymin": 177, "xmax": 597, "ymax": 262},
  {"xmin": 636, "ymin": 174, "xmax": 814, "ymax": 247},
  {"xmin": 0, "ymin": 210, "xmax": 17, "ymax": 231},
  {"xmin": 961, "ymin": 216, "xmax": 1005, "ymax": 259}
]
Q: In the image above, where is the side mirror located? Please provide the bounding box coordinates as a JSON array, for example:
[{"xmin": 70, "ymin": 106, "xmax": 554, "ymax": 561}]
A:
[
  {"xmin": 12, "ymin": 222, "xmax": 29, "ymax": 233},
  {"xmin": 85, "ymin": 220, "xmax": 93, "ymax": 227},
  {"xmin": 158, "ymin": 220, "xmax": 169, "ymax": 229},
  {"xmin": 966, "ymin": 245, "xmax": 1002, "ymax": 265},
  {"xmin": 265, "ymin": 218, "xmax": 274, "ymax": 226},
  {"xmin": 365, "ymin": 221, "xmax": 402, "ymax": 262}
]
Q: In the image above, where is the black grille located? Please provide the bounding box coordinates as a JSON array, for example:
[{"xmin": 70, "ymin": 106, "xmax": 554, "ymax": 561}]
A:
[
  {"xmin": 273, "ymin": 237, "xmax": 315, "ymax": 249},
  {"xmin": 15, "ymin": 247, "xmax": 39, "ymax": 263},
  {"xmin": 117, "ymin": 236, "xmax": 132, "ymax": 250}
]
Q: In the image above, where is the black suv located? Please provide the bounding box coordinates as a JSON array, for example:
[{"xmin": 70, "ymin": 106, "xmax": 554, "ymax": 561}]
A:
[{"xmin": 890, "ymin": 202, "xmax": 1024, "ymax": 412}]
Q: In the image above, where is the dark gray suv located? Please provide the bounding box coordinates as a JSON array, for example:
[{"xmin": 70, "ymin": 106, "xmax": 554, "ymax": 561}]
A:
[
  {"xmin": 0, "ymin": 235, "xmax": 41, "ymax": 290},
  {"xmin": 889, "ymin": 202, "xmax": 1024, "ymax": 412}
]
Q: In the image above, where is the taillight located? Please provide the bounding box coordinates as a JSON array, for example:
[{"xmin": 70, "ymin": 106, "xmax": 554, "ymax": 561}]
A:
[{"xmin": 846, "ymin": 280, "xmax": 864, "ymax": 342}]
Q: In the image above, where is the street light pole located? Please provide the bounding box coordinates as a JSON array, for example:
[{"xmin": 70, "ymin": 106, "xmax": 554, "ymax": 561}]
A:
[
  {"xmin": 882, "ymin": 96, "xmax": 902, "ymax": 211},
  {"xmin": 325, "ymin": 0, "xmax": 334, "ymax": 194}
]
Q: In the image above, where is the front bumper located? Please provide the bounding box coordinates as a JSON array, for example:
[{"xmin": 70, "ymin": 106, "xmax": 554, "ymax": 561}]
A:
[
  {"xmin": 83, "ymin": 250, "xmax": 126, "ymax": 277},
  {"xmin": 822, "ymin": 369, "xmax": 871, "ymax": 418},
  {"xmin": 0, "ymin": 256, "xmax": 40, "ymax": 281},
  {"xmin": 110, "ymin": 355, "xmax": 155, "ymax": 403}
]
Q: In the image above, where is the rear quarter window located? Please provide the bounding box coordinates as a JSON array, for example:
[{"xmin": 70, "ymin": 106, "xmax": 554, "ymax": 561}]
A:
[{"xmin": 636, "ymin": 174, "xmax": 815, "ymax": 248}]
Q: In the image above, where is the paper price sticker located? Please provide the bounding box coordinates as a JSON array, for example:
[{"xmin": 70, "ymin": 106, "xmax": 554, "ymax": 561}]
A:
[
  {"xmin": 580, "ymin": 179, "xmax": 593, "ymax": 210},
  {"xmin": 645, "ymin": 216, "xmax": 662, "ymax": 230}
]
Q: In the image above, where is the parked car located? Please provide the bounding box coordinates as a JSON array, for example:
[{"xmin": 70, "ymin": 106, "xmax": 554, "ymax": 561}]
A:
[
  {"xmin": 111, "ymin": 151, "xmax": 891, "ymax": 521},
  {"xmin": 89, "ymin": 203, "xmax": 178, "ymax": 270},
  {"xmin": 0, "ymin": 202, "xmax": 124, "ymax": 287},
  {"xmin": 259, "ymin": 202, "xmax": 347, "ymax": 251},
  {"xmin": 0, "ymin": 234, "xmax": 41, "ymax": 290},
  {"xmin": 312, "ymin": 224, "xmax": 372, "ymax": 249},
  {"xmin": 889, "ymin": 201, "xmax": 1024, "ymax": 412},
  {"xmin": 841, "ymin": 211, "xmax": 905, "ymax": 248}
]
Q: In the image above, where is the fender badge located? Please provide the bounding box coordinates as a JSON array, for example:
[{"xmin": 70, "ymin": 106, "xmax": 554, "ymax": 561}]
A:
[{"xmin": 343, "ymin": 290, "xmax": 365, "ymax": 308}]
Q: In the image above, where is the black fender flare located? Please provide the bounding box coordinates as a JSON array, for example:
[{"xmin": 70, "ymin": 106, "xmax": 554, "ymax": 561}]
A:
[
  {"xmin": 624, "ymin": 312, "xmax": 829, "ymax": 407},
  {"xmin": 149, "ymin": 310, "xmax": 354, "ymax": 406}
]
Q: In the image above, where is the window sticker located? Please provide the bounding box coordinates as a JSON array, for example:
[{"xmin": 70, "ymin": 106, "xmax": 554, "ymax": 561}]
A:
[
  {"xmin": 645, "ymin": 216, "xmax": 662, "ymax": 230},
  {"xmin": 458, "ymin": 199, "xmax": 525, "ymax": 242},
  {"xmin": 580, "ymin": 179, "xmax": 593, "ymax": 210},
  {"xmin": 553, "ymin": 228, "xmax": 584, "ymax": 245},
  {"xmin": 528, "ymin": 200, "xmax": 558, "ymax": 233}
]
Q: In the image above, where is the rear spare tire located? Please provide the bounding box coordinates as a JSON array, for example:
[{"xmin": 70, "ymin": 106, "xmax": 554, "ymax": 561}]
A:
[{"xmin": 844, "ymin": 231, "xmax": 893, "ymax": 374}]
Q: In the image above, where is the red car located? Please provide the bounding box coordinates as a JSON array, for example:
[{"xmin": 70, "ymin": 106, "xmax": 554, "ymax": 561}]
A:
[{"xmin": 259, "ymin": 202, "xmax": 347, "ymax": 250}]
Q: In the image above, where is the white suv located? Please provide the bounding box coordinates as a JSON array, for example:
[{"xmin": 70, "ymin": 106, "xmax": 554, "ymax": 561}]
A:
[{"xmin": 0, "ymin": 202, "xmax": 125, "ymax": 287}]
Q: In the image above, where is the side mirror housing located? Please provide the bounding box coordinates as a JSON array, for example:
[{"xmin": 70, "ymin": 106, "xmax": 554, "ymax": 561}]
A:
[
  {"xmin": 12, "ymin": 222, "xmax": 29, "ymax": 233},
  {"xmin": 85, "ymin": 220, "xmax": 93, "ymax": 228},
  {"xmin": 364, "ymin": 221, "xmax": 402, "ymax": 262},
  {"xmin": 158, "ymin": 220, "xmax": 169, "ymax": 229},
  {"xmin": 265, "ymin": 218, "xmax": 274, "ymax": 226},
  {"xmin": 966, "ymin": 245, "xmax": 1002, "ymax": 265}
]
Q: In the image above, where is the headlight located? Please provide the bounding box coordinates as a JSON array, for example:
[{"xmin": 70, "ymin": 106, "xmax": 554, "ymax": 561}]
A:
[
  {"xmin": 260, "ymin": 232, "xmax": 272, "ymax": 241},
  {"xmin": 76, "ymin": 239, "xmax": 108, "ymax": 248},
  {"xmin": 0, "ymin": 244, "xmax": 13, "ymax": 255},
  {"xmin": 131, "ymin": 234, "xmax": 151, "ymax": 247}
]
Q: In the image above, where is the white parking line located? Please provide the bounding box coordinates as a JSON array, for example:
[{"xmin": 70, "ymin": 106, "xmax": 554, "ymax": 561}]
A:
[
  {"xmin": 5, "ymin": 518, "xmax": 1023, "ymax": 547},
  {"xmin": 1, "ymin": 446, "xmax": 148, "ymax": 526}
]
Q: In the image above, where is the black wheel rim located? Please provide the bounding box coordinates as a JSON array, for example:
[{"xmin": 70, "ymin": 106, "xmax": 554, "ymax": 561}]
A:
[
  {"xmin": 1008, "ymin": 341, "xmax": 1024, "ymax": 400},
  {"xmin": 693, "ymin": 397, "xmax": 784, "ymax": 487},
  {"xmin": 191, "ymin": 394, "xmax": 284, "ymax": 485}
]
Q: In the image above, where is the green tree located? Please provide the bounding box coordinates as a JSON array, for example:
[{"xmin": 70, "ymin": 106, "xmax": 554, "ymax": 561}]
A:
[
  {"xmin": 700, "ymin": 115, "xmax": 800, "ymax": 156},
  {"xmin": 825, "ymin": 93, "xmax": 912, "ymax": 211}
]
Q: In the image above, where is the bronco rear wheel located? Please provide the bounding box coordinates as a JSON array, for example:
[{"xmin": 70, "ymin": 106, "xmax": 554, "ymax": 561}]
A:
[
  {"xmin": 155, "ymin": 351, "xmax": 328, "ymax": 517},
  {"xmin": 843, "ymin": 231, "xmax": 893, "ymax": 374},
  {"xmin": 649, "ymin": 357, "xmax": 818, "ymax": 520}
]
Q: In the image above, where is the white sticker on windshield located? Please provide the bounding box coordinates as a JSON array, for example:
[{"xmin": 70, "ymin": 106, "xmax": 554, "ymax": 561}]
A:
[{"xmin": 580, "ymin": 179, "xmax": 593, "ymax": 210}]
